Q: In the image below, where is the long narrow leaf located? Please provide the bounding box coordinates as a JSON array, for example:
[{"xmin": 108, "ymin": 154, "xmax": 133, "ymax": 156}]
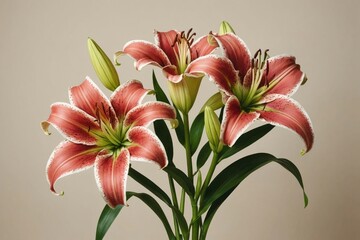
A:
[
  {"xmin": 274, "ymin": 158, "xmax": 308, "ymax": 207},
  {"xmin": 96, "ymin": 204, "xmax": 124, "ymax": 240},
  {"xmin": 164, "ymin": 165, "xmax": 195, "ymax": 198},
  {"xmin": 152, "ymin": 71, "xmax": 170, "ymax": 104},
  {"xmin": 190, "ymin": 112, "xmax": 205, "ymax": 156},
  {"xmin": 199, "ymin": 154, "xmax": 309, "ymax": 235},
  {"xmin": 127, "ymin": 192, "xmax": 175, "ymax": 240},
  {"xmin": 200, "ymin": 187, "xmax": 235, "ymax": 240},
  {"xmin": 196, "ymin": 142, "xmax": 211, "ymax": 170},
  {"xmin": 219, "ymin": 124, "xmax": 274, "ymax": 161},
  {"xmin": 154, "ymin": 120, "xmax": 174, "ymax": 165},
  {"xmin": 199, "ymin": 153, "xmax": 277, "ymax": 215},
  {"xmin": 174, "ymin": 108, "xmax": 185, "ymax": 145},
  {"xmin": 128, "ymin": 168, "xmax": 172, "ymax": 205}
]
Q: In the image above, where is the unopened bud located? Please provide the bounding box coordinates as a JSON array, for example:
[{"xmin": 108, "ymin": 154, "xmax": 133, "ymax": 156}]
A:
[
  {"xmin": 204, "ymin": 106, "xmax": 223, "ymax": 153},
  {"xmin": 88, "ymin": 38, "xmax": 120, "ymax": 91},
  {"xmin": 200, "ymin": 92, "xmax": 224, "ymax": 113},
  {"xmin": 219, "ymin": 21, "xmax": 236, "ymax": 35}
]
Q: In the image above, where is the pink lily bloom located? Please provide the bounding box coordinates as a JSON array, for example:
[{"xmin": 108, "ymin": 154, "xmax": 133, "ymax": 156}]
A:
[
  {"xmin": 188, "ymin": 33, "xmax": 314, "ymax": 153},
  {"xmin": 117, "ymin": 29, "xmax": 218, "ymax": 113},
  {"xmin": 42, "ymin": 77, "xmax": 176, "ymax": 207}
]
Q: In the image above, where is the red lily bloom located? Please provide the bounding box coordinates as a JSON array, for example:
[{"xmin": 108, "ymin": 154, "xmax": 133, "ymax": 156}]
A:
[
  {"xmin": 42, "ymin": 78, "xmax": 176, "ymax": 207},
  {"xmin": 188, "ymin": 33, "xmax": 314, "ymax": 153},
  {"xmin": 117, "ymin": 29, "xmax": 218, "ymax": 113}
]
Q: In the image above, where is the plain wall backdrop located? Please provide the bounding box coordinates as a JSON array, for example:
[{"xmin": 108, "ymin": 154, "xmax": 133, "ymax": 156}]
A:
[{"xmin": 1, "ymin": 0, "xmax": 359, "ymax": 239}]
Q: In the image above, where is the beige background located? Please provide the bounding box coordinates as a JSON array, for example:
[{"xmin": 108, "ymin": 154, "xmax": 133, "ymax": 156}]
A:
[{"xmin": 1, "ymin": 0, "xmax": 359, "ymax": 239}]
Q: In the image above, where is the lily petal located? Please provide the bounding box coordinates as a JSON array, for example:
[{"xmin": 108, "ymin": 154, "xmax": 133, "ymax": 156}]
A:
[
  {"xmin": 94, "ymin": 149, "xmax": 130, "ymax": 208},
  {"xmin": 213, "ymin": 33, "xmax": 251, "ymax": 79},
  {"xmin": 110, "ymin": 80, "xmax": 151, "ymax": 119},
  {"xmin": 124, "ymin": 102, "xmax": 176, "ymax": 127},
  {"xmin": 69, "ymin": 77, "xmax": 115, "ymax": 120},
  {"xmin": 44, "ymin": 103, "xmax": 100, "ymax": 145},
  {"xmin": 162, "ymin": 65, "xmax": 183, "ymax": 83},
  {"xmin": 122, "ymin": 40, "xmax": 171, "ymax": 70},
  {"xmin": 221, "ymin": 96, "xmax": 260, "ymax": 146},
  {"xmin": 46, "ymin": 141, "xmax": 98, "ymax": 195},
  {"xmin": 127, "ymin": 126, "xmax": 167, "ymax": 168},
  {"xmin": 265, "ymin": 55, "xmax": 305, "ymax": 96},
  {"xmin": 190, "ymin": 34, "xmax": 218, "ymax": 60},
  {"xmin": 186, "ymin": 55, "xmax": 239, "ymax": 95},
  {"xmin": 259, "ymin": 94, "xmax": 314, "ymax": 152},
  {"xmin": 154, "ymin": 30, "xmax": 179, "ymax": 66}
]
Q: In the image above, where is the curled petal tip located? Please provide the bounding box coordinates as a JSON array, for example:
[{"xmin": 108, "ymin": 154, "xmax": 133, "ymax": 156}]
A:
[
  {"xmin": 41, "ymin": 121, "xmax": 51, "ymax": 135},
  {"xmin": 170, "ymin": 119, "xmax": 179, "ymax": 129},
  {"xmin": 300, "ymin": 149, "xmax": 307, "ymax": 156},
  {"xmin": 114, "ymin": 51, "xmax": 124, "ymax": 66},
  {"xmin": 301, "ymin": 74, "xmax": 308, "ymax": 85},
  {"xmin": 148, "ymin": 90, "xmax": 156, "ymax": 95}
]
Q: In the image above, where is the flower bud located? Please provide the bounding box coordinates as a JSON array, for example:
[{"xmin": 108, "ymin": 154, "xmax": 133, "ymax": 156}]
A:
[
  {"xmin": 88, "ymin": 38, "xmax": 120, "ymax": 91},
  {"xmin": 167, "ymin": 75, "xmax": 202, "ymax": 114},
  {"xmin": 204, "ymin": 106, "xmax": 223, "ymax": 153},
  {"xmin": 219, "ymin": 21, "xmax": 236, "ymax": 35},
  {"xmin": 200, "ymin": 92, "xmax": 224, "ymax": 113}
]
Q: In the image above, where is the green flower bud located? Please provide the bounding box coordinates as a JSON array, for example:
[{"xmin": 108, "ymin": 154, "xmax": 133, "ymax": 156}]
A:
[
  {"xmin": 167, "ymin": 75, "xmax": 202, "ymax": 114},
  {"xmin": 200, "ymin": 92, "xmax": 224, "ymax": 113},
  {"xmin": 88, "ymin": 38, "xmax": 120, "ymax": 91},
  {"xmin": 204, "ymin": 106, "xmax": 223, "ymax": 153},
  {"xmin": 219, "ymin": 21, "xmax": 236, "ymax": 35}
]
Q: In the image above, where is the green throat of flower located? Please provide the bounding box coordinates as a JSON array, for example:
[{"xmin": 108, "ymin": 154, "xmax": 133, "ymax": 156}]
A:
[
  {"xmin": 90, "ymin": 104, "xmax": 131, "ymax": 153},
  {"xmin": 232, "ymin": 49, "xmax": 278, "ymax": 112},
  {"xmin": 172, "ymin": 29, "xmax": 196, "ymax": 73}
]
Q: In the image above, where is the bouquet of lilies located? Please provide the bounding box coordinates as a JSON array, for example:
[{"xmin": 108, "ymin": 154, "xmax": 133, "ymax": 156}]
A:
[{"xmin": 42, "ymin": 21, "xmax": 314, "ymax": 240}]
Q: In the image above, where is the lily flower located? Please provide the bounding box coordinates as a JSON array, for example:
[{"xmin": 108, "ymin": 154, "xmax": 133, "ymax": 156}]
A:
[
  {"xmin": 41, "ymin": 77, "xmax": 176, "ymax": 207},
  {"xmin": 117, "ymin": 29, "xmax": 218, "ymax": 113},
  {"xmin": 188, "ymin": 33, "xmax": 314, "ymax": 153}
]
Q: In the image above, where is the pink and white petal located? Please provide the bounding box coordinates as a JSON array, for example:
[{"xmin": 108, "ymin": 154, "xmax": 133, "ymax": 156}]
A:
[
  {"xmin": 162, "ymin": 65, "xmax": 182, "ymax": 83},
  {"xmin": 94, "ymin": 149, "xmax": 130, "ymax": 208},
  {"xmin": 154, "ymin": 30, "xmax": 179, "ymax": 66},
  {"xmin": 259, "ymin": 94, "xmax": 314, "ymax": 152},
  {"xmin": 220, "ymin": 96, "xmax": 260, "ymax": 146},
  {"xmin": 110, "ymin": 80, "xmax": 151, "ymax": 119},
  {"xmin": 190, "ymin": 34, "xmax": 218, "ymax": 60},
  {"xmin": 213, "ymin": 33, "xmax": 251, "ymax": 79},
  {"xmin": 127, "ymin": 126, "xmax": 167, "ymax": 168},
  {"xmin": 44, "ymin": 103, "xmax": 100, "ymax": 145},
  {"xmin": 69, "ymin": 77, "xmax": 114, "ymax": 119},
  {"xmin": 265, "ymin": 55, "xmax": 305, "ymax": 96},
  {"xmin": 122, "ymin": 40, "xmax": 171, "ymax": 70},
  {"xmin": 186, "ymin": 55, "xmax": 239, "ymax": 95},
  {"xmin": 46, "ymin": 141, "xmax": 98, "ymax": 195},
  {"xmin": 124, "ymin": 102, "xmax": 176, "ymax": 127}
]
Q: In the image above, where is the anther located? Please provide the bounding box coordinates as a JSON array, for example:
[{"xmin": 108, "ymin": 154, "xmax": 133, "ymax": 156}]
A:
[
  {"xmin": 186, "ymin": 28, "xmax": 193, "ymax": 39},
  {"xmin": 254, "ymin": 49, "xmax": 262, "ymax": 59}
]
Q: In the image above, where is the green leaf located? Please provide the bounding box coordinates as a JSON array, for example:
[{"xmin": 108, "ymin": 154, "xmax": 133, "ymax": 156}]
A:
[
  {"xmin": 164, "ymin": 165, "xmax": 195, "ymax": 198},
  {"xmin": 274, "ymin": 158, "xmax": 308, "ymax": 207},
  {"xmin": 96, "ymin": 204, "xmax": 124, "ymax": 240},
  {"xmin": 190, "ymin": 112, "xmax": 205, "ymax": 156},
  {"xmin": 219, "ymin": 124, "xmax": 274, "ymax": 161},
  {"xmin": 196, "ymin": 142, "xmax": 211, "ymax": 170},
  {"xmin": 200, "ymin": 187, "xmax": 235, "ymax": 240},
  {"xmin": 154, "ymin": 120, "xmax": 174, "ymax": 165},
  {"xmin": 174, "ymin": 108, "xmax": 185, "ymax": 145},
  {"xmin": 127, "ymin": 192, "xmax": 175, "ymax": 240},
  {"xmin": 199, "ymin": 153, "xmax": 277, "ymax": 215},
  {"xmin": 128, "ymin": 168, "xmax": 172, "ymax": 205},
  {"xmin": 152, "ymin": 71, "xmax": 170, "ymax": 104}
]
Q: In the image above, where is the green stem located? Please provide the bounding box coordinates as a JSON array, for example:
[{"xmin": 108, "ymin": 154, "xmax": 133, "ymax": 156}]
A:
[
  {"xmin": 199, "ymin": 152, "xmax": 218, "ymax": 202},
  {"xmin": 183, "ymin": 113, "xmax": 193, "ymax": 182},
  {"xmin": 180, "ymin": 189, "xmax": 185, "ymax": 214},
  {"xmin": 182, "ymin": 113, "xmax": 199, "ymax": 240},
  {"xmin": 168, "ymin": 175, "xmax": 181, "ymax": 240}
]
